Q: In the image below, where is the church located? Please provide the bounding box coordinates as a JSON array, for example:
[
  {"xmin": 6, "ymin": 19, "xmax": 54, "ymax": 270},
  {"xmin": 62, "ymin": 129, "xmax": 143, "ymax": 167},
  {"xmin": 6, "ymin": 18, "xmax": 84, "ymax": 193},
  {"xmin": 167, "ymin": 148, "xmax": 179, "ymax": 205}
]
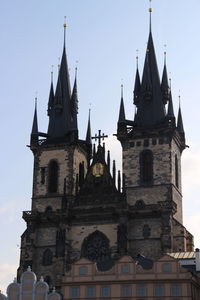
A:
[{"xmin": 14, "ymin": 7, "xmax": 199, "ymax": 298}]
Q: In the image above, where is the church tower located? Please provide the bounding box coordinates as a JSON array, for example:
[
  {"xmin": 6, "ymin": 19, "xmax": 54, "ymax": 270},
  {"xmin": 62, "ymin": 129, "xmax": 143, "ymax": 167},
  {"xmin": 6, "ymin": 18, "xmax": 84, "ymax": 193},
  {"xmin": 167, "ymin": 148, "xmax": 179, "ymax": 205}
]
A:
[
  {"xmin": 117, "ymin": 9, "xmax": 193, "ymax": 258},
  {"xmin": 18, "ymin": 10, "xmax": 194, "ymax": 291},
  {"xmin": 17, "ymin": 24, "xmax": 92, "ymax": 288}
]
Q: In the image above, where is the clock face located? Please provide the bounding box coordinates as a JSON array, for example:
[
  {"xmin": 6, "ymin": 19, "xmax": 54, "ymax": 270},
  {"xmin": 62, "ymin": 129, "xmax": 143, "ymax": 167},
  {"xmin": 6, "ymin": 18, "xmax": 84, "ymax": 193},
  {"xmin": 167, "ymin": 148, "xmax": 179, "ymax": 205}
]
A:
[{"xmin": 92, "ymin": 163, "xmax": 104, "ymax": 177}]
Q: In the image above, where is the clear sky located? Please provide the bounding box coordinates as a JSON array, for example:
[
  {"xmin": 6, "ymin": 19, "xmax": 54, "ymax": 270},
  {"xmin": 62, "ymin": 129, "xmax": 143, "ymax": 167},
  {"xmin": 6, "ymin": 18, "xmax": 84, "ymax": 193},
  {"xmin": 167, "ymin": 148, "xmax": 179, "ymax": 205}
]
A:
[{"xmin": 1, "ymin": 0, "xmax": 200, "ymax": 293}]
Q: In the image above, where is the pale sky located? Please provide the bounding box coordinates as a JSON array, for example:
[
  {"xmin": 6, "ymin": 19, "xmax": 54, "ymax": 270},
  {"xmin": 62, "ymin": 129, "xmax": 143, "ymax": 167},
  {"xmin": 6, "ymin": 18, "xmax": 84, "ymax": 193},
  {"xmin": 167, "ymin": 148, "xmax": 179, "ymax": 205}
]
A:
[{"xmin": 1, "ymin": 0, "xmax": 200, "ymax": 293}]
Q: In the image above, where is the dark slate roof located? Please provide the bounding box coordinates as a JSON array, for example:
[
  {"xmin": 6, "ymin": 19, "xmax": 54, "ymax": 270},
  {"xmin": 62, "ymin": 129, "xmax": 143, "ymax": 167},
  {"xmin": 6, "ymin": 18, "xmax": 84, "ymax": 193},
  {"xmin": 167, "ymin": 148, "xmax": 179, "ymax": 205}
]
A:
[
  {"xmin": 118, "ymin": 85, "xmax": 126, "ymax": 123},
  {"xmin": 86, "ymin": 110, "xmax": 92, "ymax": 144},
  {"xmin": 133, "ymin": 67, "xmax": 141, "ymax": 106},
  {"xmin": 31, "ymin": 100, "xmax": 38, "ymax": 135},
  {"xmin": 167, "ymin": 90, "xmax": 175, "ymax": 118},
  {"xmin": 177, "ymin": 105, "xmax": 185, "ymax": 134},
  {"xmin": 135, "ymin": 31, "xmax": 166, "ymax": 127},
  {"xmin": 70, "ymin": 74, "xmax": 78, "ymax": 130},
  {"xmin": 47, "ymin": 44, "xmax": 73, "ymax": 139}
]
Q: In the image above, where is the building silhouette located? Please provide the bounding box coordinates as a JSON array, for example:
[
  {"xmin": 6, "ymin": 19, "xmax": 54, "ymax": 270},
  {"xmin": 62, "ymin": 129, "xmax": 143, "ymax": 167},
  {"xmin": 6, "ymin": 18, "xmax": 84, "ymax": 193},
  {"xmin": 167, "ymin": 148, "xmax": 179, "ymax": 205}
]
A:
[{"xmin": 17, "ymin": 8, "xmax": 196, "ymax": 294}]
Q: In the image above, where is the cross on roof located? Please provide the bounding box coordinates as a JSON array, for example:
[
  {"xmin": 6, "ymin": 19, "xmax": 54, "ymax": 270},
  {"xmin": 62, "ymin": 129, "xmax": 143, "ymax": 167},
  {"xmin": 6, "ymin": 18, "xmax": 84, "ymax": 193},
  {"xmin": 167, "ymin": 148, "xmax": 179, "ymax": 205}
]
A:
[{"xmin": 92, "ymin": 130, "xmax": 108, "ymax": 146}]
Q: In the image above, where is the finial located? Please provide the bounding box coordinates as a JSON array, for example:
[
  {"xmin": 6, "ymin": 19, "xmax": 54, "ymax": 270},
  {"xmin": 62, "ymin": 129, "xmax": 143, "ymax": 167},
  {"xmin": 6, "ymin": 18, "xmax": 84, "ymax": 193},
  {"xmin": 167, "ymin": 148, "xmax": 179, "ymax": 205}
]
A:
[
  {"xmin": 63, "ymin": 16, "xmax": 67, "ymax": 46},
  {"xmin": 121, "ymin": 83, "xmax": 123, "ymax": 99},
  {"xmin": 178, "ymin": 91, "xmax": 181, "ymax": 107},
  {"xmin": 136, "ymin": 49, "xmax": 139, "ymax": 68},
  {"xmin": 27, "ymin": 266, "xmax": 31, "ymax": 272},
  {"xmin": 169, "ymin": 76, "xmax": 171, "ymax": 89},
  {"xmin": 40, "ymin": 276, "xmax": 44, "ymax": 282},
  {"xmin": 75, "ymin": 60, "xmax": 78, "ymax": 78},
  {"xmin": 149, "ymin": 0, "xmax": 152, "ymax": 32},
  {"xmin": 58, "ymin": 57, "xmax": 60, "ymax": 70},
  {"xmin": 164, "ymin": 44, "xmax": 167, "ymax": 65},
  {"xmin": 51, "ymin": 65, "xmax": 54, "ymax": 82}
]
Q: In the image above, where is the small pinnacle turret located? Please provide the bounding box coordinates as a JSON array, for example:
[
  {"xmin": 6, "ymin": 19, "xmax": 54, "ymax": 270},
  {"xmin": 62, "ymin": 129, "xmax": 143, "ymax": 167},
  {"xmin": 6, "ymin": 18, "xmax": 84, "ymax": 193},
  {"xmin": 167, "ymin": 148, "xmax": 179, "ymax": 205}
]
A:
[
  {"xmin": 30, "ymin": 98, "xmax": 38, "ymax": 146},
  {"xmin": 86, "ymin": 109, "xmax": 92, "ymax": 144},
  {"xmin": 167, "ymin": 90, "xmax": 175, "ymax": 119},
  {"xmin": 71, "ymin": 68, "xmax": 78, "ymax": 131},
  {"xmin": 133, "ymin": 56, "xmax": 141, "ymax": 106},
  {"xmin": 177, "ymin": 99, "xmax": 185, "ymax": 135},
  {"xmin": 161, "ymin": 52, "xmax": 170, "ymax": 105},
  {"xmin": 118, "ymin": 84, "xmax": 126, "ymax": 123}
]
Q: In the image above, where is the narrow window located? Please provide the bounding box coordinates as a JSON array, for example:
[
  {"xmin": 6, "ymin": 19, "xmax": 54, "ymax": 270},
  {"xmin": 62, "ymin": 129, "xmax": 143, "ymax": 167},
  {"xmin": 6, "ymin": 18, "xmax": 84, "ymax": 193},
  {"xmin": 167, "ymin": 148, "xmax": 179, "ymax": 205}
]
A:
[
  {"xmin": 171, "ymin": 284, "xmax": 181, "ymax": 296},
  {"xmin": 175, "ymin": 154, "xmax": 179, "ymax": 188},
  {"xmin": 48, "ymin": 160, "xmax": 58, "ymax": 193},
  {"xmin": 162, "ymin": 263, "xmax": 171, "ymax": 273},
  {"xmin": 136, "ymin": 285, "xmax": 147, "ymax": 297},
  {"xmin": 86, "ymin": 286, "xmax": 95, "ymax": 298},
  {"xmin": 70, "ymin": 286, "xmax": 80, "ymax": 298},
  {"xmin": 42, "ymin": 249, "xmax": 53, "ymax": 266},
  {"xmin": 154, "ymin": 284, "xmax": 165, "ymax": 296},
  {"xmin": 101, "ymin": 286, "xmax": 110, "ymax": 297},
  {"xmin": 79, "ymin": 266, "xmax": 87, "ymax": 275},
  {"xmin": 121, "ymin": 264, "xmax": 130, "ymax": 274},
  {"xmin": 140, "ymin": 150, "xmax": 153, "ymax": 184},
  {"xmin": 121, "ymin": 285, "xmax": 131, "ymax": 297},
  {"xmin": 41, "ymin": 167, "xmax": 46, "ymax": 184}
]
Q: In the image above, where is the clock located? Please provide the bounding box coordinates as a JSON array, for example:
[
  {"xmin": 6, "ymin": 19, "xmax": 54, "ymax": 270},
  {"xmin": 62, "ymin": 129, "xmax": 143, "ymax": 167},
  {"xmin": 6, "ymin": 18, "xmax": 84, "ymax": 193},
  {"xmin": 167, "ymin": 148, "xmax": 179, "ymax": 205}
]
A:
[{"xmin": 92, "ymin": 163, "xmax": 104, "ymax": 177}]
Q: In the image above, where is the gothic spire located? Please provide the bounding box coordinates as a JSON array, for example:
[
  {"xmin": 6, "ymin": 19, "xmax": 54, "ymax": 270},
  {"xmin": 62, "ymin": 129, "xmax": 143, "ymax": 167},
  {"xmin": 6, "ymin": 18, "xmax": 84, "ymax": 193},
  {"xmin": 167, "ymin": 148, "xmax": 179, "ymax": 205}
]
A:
[
  {"xmin": 133, "ymin": 55, "xmax": 141, "ymax": 106},
  {"xmin": 177, "ymin": 97, "xmax": 184, "ymax": 134},
  {"xmin": 47, "ymin": 21, "xmax": 73, "ymax": 140},
  {"xmin": 86, "ymin": 109, "xmax": 92, "ymax": 144},
  {"xmin": 31, "ymin": 98, "xmax": 38, "ymax": 134},
  {"xmin": 30, "ymin": 98, "xmax": 39, "ymax": 147},
  {"xmin": 71, "ymin": 68, "xmax": 78, "ymax": 130},
  {"xmin": 47, "ymin": 72, "xmax": 54, "ymax": 116},
  {"xmin": 167, "ymin": 89, "xmax": 175, "ymax": 118},
  {"xmin": 161, "ymin": 51, "xmax": 169, "ymax": 104},
  {"xmin": 118, "ymin": 84, "xmax": 126, "ymax": 123},
  {"xmin": 134, "ymin": 10, "xmax": 166, "ymax": 127}
]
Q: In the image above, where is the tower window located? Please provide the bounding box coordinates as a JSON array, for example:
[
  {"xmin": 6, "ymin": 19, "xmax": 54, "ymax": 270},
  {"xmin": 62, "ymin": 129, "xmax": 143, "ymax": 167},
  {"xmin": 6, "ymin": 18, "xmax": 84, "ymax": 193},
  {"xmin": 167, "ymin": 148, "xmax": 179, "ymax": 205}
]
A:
[
  {"xmin": 140, "ymin": 150, "xmax": 153, "ymax": 184},
  {"xmin": 48, "ymin": 160, "xmax": 58, "ymax": 193},
  {"xmin": 175, "ymin": 154, "xmax": 179, "ymax": 188},
  {"xmin": 42, "ymin": 249, "xmax": 53, "ymax": 266},
  {"xmin": 40, "ymin": 167, "xmax": 46, "ymax": 184}
]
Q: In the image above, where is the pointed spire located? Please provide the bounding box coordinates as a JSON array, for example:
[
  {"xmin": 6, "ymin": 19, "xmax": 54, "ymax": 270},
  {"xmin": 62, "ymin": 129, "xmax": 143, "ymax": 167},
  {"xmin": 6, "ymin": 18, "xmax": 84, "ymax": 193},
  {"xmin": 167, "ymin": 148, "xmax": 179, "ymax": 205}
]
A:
[
  {"xmin": 135, "ymin": 24, "xmax": 166, "ymax": 127},
  {"xmin": 167, "ymin": 90, "xmax": 175, "ymax": 118},
  {"xmin": 177, "ymin": 96, "xmax": 184, "ymax": 134},
  {"xmin": 107, "ymin": 150, "xmax": 110, "ymax": 172},
  {"xmin": 31, "ymin": 98, "xmax": 38, "ymax": 135},
  {"xmin": 47, "ymin": 21, "xmax": 74, "ymax": 140},
  {"xmin": 167, "ymin": 79, "xmax": 175, "ymax": 119},
  {"xmin": 161, "ymin": 50, "xmax": 170, "ymax": 104},
  {"xmin": 86, "ymin": 109, "xmax": 92, "ymax": 144},
  {"xmin": 134, "ymin": 54, "xmax": 141, "ymax": 106},
  {"xmin": 47, "ymin": 70, "xmax": 54, "ymax": 116},
  {"xmin": 117, "ymin": 170, "xmax": 121, "ymax": 192},
  {"xmin": 71, "ymin": 67, "xmax": 78, "ymax": 130},
  {"xmin": 112, "ymin": 160, "xmax": 116, "ymax": 186},
  {"xmin": 118, "ymin": 84, "xmax": 126, "ymax": 123}
]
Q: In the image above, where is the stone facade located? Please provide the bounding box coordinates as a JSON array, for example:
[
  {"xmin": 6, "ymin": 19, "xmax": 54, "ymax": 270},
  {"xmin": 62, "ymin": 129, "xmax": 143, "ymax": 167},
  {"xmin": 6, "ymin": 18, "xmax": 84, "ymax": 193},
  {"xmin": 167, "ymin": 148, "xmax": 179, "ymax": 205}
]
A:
[{"xmin": 18, "ymin": 16, "xmax": 194, "ymax": 292}]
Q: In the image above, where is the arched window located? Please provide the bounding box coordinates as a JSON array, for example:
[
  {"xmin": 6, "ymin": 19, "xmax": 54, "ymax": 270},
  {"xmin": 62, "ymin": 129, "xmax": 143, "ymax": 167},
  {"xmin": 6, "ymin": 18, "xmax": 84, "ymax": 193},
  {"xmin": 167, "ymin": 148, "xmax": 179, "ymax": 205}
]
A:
[
  {"xmin": 140, "ymin": 150, "xmax": 153, "ymax": 184},
  {"xmin": 42, "ymin": 249, "xmax": 53, "ymax": 266},
  {"xmin": 175, "ymin": 154, "xmax": 179, "ymax": 188},
  {"xmin": 48, "ymin": 160, "xmax": 58, "ymax": 193}
]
